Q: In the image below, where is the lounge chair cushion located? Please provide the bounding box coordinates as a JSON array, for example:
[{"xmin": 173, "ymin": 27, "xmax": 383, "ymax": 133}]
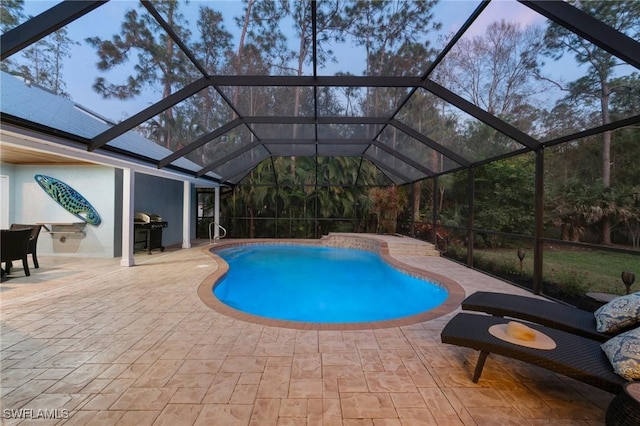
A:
[
  {"xmin": 594, "ymin": 293, "xmax": 640, "ymax": 333},
  {"xmin": 601, "ymin": 327, "xmax": 640, "ymax": 380}
]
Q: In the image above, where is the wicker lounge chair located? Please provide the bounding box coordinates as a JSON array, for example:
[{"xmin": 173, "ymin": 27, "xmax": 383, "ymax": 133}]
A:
[
  {"xmin": 440, "ymin": 312, "xmax": 627, "ymax": 394},
  {"xmin": 1, "ymin": 228, "xmax": 32, "ymax": 277},
  {"xmin": 462, "ymin": 291, "xmax": 612, "ymax": 342}
]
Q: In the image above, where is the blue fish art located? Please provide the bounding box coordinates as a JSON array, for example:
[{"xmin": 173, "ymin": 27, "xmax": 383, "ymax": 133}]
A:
[{"xmin": 34, "ymin": 174, "xmax": 102, "ymax": 226}]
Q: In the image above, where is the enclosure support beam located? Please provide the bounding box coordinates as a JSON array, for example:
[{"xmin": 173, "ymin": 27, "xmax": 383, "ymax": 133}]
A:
[
  {"xmin": 391, "ymin": 120, "xmax": 470, "ymax": 167},
  {"xmin": 89, "ymin": 78, "xmax": 209, "ymax": 151},
  {"xmin": 1, "ymin": 1, "xmax": 105, "ymax": 60},
  {"xmin": 142, "ymin": 1, "xmax": 210, "ymax": 78},
  {"xmin": 120, "ymin": 168, "xmax": 135, "ymax": 267},
  {"xmin": 214, "ymin": 187, "xmax": 220, "ymax": 240},
  {"xmin": 362, "ymin": 154, "xmax": 413, "ymax": 184},
  {"xmin": 314, "ymin": 149, "xmax": 319, "ymax": 239},
  {"xmin": 182, "ymin": 181, "xmax": 191, "ymax": 249},
  {"xmin": 533, "ymin": 149, "xmax": 545, "ymax": 294},
  {"xmin": 423, "ymin": 80, "xmax": 540, "ymax": 150},
  {"xmin": 432, "ymin": 177, "xmax": 439, "ymax": 250},
  {"xmin": 467, "ymin": 168, "xmax": 475, "ymax": 267},
  {"xmin": 158, "ymin": 119, "xmax": 243, "ymax": 169},
  {"xmin": 520, "ymin": 0, "xmax": 640, "ymax": 70},
  {"xmin": 410, "ymin": 184, "xmax": 416, "ymax": 238}
]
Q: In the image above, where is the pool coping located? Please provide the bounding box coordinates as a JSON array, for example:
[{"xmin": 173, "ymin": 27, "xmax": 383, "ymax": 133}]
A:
[{"xmin": 197, "ymin": 236, "xmax": 465, "ymax": 330}]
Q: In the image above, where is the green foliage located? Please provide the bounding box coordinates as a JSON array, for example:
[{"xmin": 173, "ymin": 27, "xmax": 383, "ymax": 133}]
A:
[
  {"xmin": 86, "ymin": 2, "xmax": 194, "ymax": 99},
  {"xmin": 541, "ymin": 0, "xmax": 640, "ymax": 244},
  {"xmin": 549, "ymin": 270, "xmax": 589, "ymax": 298},
  {"xmin": 473, "ymin": 248, "xmax": 638, "ymax": 296},
  {"xmin": 0, "ymin": 0, "xmax": 24, "ymax": 33},
  {"xmin": 474, "ymin": 155, "xmax": 535, "ymax": 235},
  {"xmin": 442, "ymin": 242, "xmax": 466, "ymax": 262},
  {"xmin": 1, "ymin": 0, "xmax": 76, "ymax": 96},
  {"xmin": 368, "ymin": 186, "xmax": 408, "ymax": 234},
  {"xmin": 5, "ymin": 0, "xmax": 639, "ymax": 250}
]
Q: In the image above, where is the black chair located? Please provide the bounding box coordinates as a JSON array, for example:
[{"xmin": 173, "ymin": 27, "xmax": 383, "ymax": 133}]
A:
[
  {"xmin": 10, "ymin": 224, "xmax": 42, "ymax": 268},
  {"xmin": 1, "ymin": 228, "xmax": 32, "ymax": 277}
]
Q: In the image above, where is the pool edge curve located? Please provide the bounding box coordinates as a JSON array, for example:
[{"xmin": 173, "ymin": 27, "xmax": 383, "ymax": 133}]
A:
[{"xmin": 197, "ymin": 236, "xmax": 465, "ymax": 330}]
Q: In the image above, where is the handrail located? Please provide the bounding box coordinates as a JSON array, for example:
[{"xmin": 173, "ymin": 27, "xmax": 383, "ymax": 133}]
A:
[{"xmin": 209, "ymin": 222, "xmax": 227, "ymax": 244}]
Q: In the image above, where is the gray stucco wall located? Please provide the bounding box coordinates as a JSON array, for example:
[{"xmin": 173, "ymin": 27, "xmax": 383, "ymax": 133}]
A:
[{"xmin": 134, "ymin": 173, "xmax": 193, "ymax": 249}]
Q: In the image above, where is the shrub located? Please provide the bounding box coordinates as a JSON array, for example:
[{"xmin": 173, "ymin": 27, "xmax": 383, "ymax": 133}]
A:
[{"xmin": 548, "ymin": 270, "xmax": 589, "ymax": 298}]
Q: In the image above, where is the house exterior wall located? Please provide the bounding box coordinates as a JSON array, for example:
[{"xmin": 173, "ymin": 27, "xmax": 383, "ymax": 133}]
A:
[
  {"xmin": 10, "ymin": 164, "xmax": 116, "ymax": 257},
  {"xmin": 1, "ymin": 163, "xmax": 16, "ymax": 229},
  {"xmin": 2, "ymin": 163, "xmax": 194, "ymax": 258},
  {"xmin": 133, "ymin": 173, "xmax": 189, "ymax": 248}
]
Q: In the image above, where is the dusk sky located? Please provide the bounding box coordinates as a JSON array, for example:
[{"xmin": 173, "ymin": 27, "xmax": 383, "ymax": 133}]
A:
[{"xmin": 14, "ymin": 1, "xmax": 588, "ymax": 123}]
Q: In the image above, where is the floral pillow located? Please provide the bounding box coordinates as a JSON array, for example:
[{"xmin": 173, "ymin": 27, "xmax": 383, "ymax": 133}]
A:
[
  {"xmin": 601, "ymin": 327, "xmax": 640, "ymax": 380},
  {"xmin": 594, "ymin": 292, "xmax": 640, "ymax": 334}
]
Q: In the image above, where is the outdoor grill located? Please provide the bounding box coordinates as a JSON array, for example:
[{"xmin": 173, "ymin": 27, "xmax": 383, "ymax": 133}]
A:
[{"xmin": 134, "ymin": 212, "xmax": 167, "ymax": 254}]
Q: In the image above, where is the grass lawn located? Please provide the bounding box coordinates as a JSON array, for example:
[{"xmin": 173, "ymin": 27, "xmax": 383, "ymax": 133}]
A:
[{"xmin": 473, "ymin": 248, "xmax": 638, "ymax": 296}]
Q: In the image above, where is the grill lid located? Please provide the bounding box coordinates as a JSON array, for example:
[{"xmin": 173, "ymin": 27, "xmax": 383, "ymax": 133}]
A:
[{"xmin": 135, "ymin": 212, "xmax": 163, "ymax": 223}]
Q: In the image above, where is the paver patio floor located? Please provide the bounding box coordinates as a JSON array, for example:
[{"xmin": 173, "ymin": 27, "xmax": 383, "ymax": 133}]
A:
[{"xmin": 1, "ymin": 238, "xmax": 614, "ymax": 425}]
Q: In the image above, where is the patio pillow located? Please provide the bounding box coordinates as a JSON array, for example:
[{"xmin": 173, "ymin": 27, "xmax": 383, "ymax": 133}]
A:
[
  {"xmin": 601, "ymin": 327, "xmax": 640, "ymax": 380},
  {"xmin": 594, "ymin": 292, "xmax": 640, "ymax": 334}
]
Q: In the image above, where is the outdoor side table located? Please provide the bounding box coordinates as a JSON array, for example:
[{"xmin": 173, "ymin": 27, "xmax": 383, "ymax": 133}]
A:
[
  {"xmin": 586, "ymin": 292, "xmax": 619, "ymax": 304},
  {"xmin": 577, "ymin": 292, "xmax": 618, "ymax": 312},
  {"xmin": 606, "ymin": 382, "xmax": 640, "ymax": 425}
]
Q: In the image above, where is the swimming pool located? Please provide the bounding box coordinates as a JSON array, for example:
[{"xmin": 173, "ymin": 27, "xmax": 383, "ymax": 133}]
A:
[{"xmin": 212, "ymin": 244, "xmax": 448, "ymax": 323}]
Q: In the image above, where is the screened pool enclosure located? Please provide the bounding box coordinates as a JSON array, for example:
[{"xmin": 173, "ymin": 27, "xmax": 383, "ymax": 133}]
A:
[{"xmin": 1, "ymin": 0, "xmax": 639, "ymax": 296}]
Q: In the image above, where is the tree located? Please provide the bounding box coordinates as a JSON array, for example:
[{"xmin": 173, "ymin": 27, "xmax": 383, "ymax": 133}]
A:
[
  {"xmin": 193, "ymin": 6, "xmax": 233, "ymax": 76},
  {"xmin": 0, "ymin": 0, "xmax": 24, "ymax": 33},
  {"xmin": 281, "ymin": 0, "xmax": 331, "ymax": 174},
  {"xmin": 231, "ymin": 0, "xmax": 288, "ymax": 111},
  {"xmin": 608, "ymin": 74, "xmax": 640, "ymax": 191},
  {"xmin": 287, "ymin": 0, "xmax": 343, "ymax": 130},
  {"xmin": 369, "ymin": 186, "xmax": 408, "ymax": 234},
  {"xmin": 86, "ymin": 0, "xmax": 193, "ymax": 150},
  {"xmin": 473, "ymin": 155, "xmax": 536, "ymax": 237},
  {"xmin": 16, "ymin": 27, "xmax": 77, "ymax": 97},
  {"xmin": 341, "ymin": 0, "xmax": 439, "ymax": 117},
  {"xmin": 438, "ymin": 20, "xmax": 546, "ymax": 132},
  {"xmin": 188, "ymin": 5, "xmax": 234, "ymax": 164},
  {"xmin": 619, "ymin": 187, "xmax": 640, "ymax": 249},
  {"xmin": 341, "ymin": 1, "xmax": 439, "ymax": 76},
  {"xmin": 0, "ymin": 0, "xmax": 25, "ymax": 75},
  {"xmin": 340, "ymin": 1, "xmax": 441, "ymax": 225},
  {"xmin": 541, "ymin": 0, "xmax": 640, "ymax": 244},
  {"xmin": 1, "ymin": 0, "xmax": 76, "ymax": 96}
]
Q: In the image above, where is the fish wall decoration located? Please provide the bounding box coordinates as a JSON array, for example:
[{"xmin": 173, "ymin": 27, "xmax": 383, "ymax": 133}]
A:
[{"xmin": 34, "ymin": 174, "xmax": 102, "ymax": 226}]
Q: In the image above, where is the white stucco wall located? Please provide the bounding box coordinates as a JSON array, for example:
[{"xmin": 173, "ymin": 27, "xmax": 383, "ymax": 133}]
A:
[
  {"xmin": 1, "ymin": 163, "xmax": 16, "ymax": 229},
  {"xmin": 12, "ymin": 164, "xmax": 116, "ymax": 257}
]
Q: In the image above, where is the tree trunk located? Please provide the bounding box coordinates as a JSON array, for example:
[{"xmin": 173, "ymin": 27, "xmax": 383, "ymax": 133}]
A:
[
  {"xmin": 249, "ymin": 207, "xmax": 255, "ymax": 238},
  {"xmin": 163, "ymin": 7, "xmax": 175, "ymax": 150},
  {"xmin": 412, "ymin": 181, "xmax": 421, "ymax": 223},
  {"xmin": 600, "ymin": 82, "xmax": 612, "ymax": 245},
  {"xmin": 292, "ymin": 21, "xmax": 307, "ymax": 176},
  {"xmin": 233, "ymin": 0, "xmax": 254, "ymax": 113}
]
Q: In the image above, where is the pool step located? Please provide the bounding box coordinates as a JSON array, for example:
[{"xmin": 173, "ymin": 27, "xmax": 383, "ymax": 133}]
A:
[
  {"xmin": 320, "ymin": 233, "xmax": 440, "ymax": 257},
  {"xmin": 386, "ymin": 242, "xmax": 440, "ymax": 257}
]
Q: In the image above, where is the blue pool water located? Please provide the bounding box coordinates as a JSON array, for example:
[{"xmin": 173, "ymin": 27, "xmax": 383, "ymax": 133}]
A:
[{"xmin": 213, "ymin": 244, "xmax": 448, "ymax": 323}]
